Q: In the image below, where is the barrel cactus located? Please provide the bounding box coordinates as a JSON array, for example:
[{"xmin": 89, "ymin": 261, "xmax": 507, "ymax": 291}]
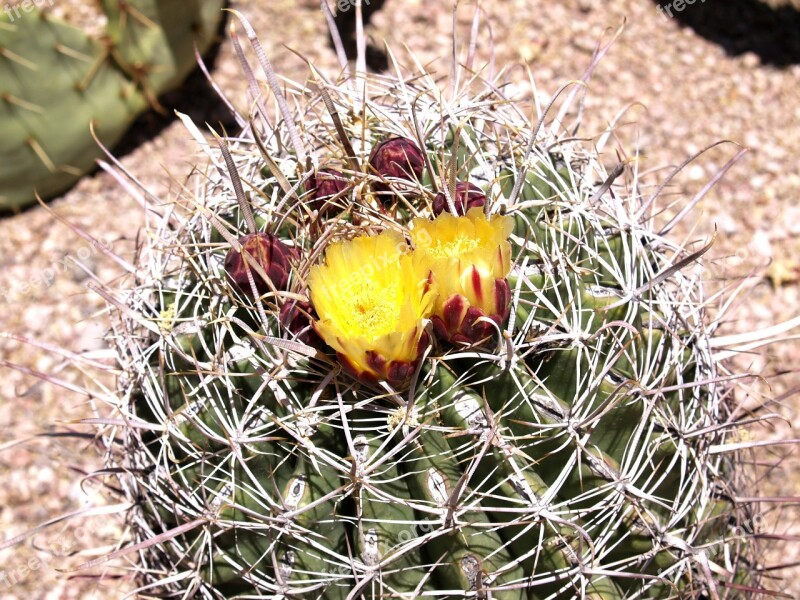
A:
[
  {"xmin": 0, "ymin": 0, "xmax": 224, "ymax": 210},
  {"xmin": 83, "ymin": 10, "xmax": 770, "ymax": 599}
]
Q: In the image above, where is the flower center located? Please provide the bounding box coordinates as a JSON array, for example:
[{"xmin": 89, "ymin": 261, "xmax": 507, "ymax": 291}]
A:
[
  {"xmin": 427, "ymin": 233, "xmax": 480, "ymax": 258},
  {"xmin": 342, "ymin": 284, "xmax": 400, "ymax": 338}
]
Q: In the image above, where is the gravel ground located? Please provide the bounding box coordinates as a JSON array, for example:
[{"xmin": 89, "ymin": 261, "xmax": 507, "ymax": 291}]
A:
[{"xmin": 0, "ymin": 0, "xmax": 797, "ymax": 597}]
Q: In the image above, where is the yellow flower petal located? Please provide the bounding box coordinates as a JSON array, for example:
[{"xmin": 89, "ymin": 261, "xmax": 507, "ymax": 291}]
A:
[
  {"xmin": 309, "ymin": 229, "xmax": 435, "ymax": 386},
  {"xmin": 411, "ymin": 208, "xmax": 512, "ymax": 315}
]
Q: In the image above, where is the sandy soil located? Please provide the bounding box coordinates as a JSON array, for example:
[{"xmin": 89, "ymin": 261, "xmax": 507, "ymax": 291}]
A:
[{"xmin": 0, "ymin": 0, "xmax": 797, "ymax": 597}]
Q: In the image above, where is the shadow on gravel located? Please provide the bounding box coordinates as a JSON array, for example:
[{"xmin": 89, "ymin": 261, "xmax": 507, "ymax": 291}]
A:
[
  {"xmin": 653, "ymin": 0, "xmax": 800, "ymax": 67},
  {"xmin": 330, "ymin": 0, "xmax": 389, "ymax": 71}
]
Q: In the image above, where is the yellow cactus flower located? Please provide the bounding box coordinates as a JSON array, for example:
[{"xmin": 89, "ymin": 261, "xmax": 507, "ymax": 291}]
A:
[
  {"xmin": 410, "ymin": 207, "xmax": 513, "ymax": 346},
  {"xmin": 308, "ymin": 230, "xmax": 435, "ymax": 387}
]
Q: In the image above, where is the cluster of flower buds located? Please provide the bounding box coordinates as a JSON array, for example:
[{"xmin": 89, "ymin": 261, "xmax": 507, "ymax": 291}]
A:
[
  {"xmin": 225, "ymin": 234, "xmax": 317, "ymax": 345},
  {"xmin": 224, "ymin": 136, "xmax": 513, "ymax": 389}
]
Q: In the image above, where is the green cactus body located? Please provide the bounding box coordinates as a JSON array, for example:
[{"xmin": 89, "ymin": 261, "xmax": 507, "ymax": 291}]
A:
[{"xmin": 98, "ymin": 13, "xmax": 760, "ymax": 600}]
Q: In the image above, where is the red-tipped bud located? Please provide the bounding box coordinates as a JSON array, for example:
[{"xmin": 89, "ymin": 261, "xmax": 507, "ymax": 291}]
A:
[
  {"xmin": 432, "ymin": 181, "xmax": 487, "ymax": 216},
  {"xmin": 224, "ymin": 233, "xmax": 293, "ymax": 297},
  {"xmin": 280, "ymin": 300, "xmax": 323, "ymax": 347},
  {"xmin": 306, "ymin": 169, "xmax": 349, "ymax": 213},
  {"xmin": 368, "ymin": 136, "xmax": 425, "ymax": 194},
  {"xmin": 432, "ymin": 278, "xmax": 511, "ymax": 346}
]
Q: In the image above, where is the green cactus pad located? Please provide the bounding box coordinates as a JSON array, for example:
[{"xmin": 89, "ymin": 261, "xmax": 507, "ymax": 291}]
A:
[
  {"xmin": 101, "ymin": 0, "xmax": 225, "ymax": 96},
  {"xmin": 0, "ymin": 12, "xmax": 147, "ymax": 209},
  {"xmin": 0, "ymin": 0, "xmax": 224, "ymax": 210}
]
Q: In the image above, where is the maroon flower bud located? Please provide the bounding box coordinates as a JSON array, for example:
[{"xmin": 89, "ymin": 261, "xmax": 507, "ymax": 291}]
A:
[
  {"xmin": 224, "ymin": 233, "xmax": 293, "ymax": 298},
  {"xmin": 432, "ymin": 278, "xmax": 512, "ymax": 347},
  {"xmin": 368, "ymin": 136, "xmax": 425, "ymax": 194},
  {"xmin": 306, "ymin": 169, "xmax": 349, "ymax": 213},
  {"xmin": 280, "ymin": 300, "xmax": 323, "ymax": 347},
  {"xmin": 432, "ymin": 181, "xmax": 487, "ymax": 216}
]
